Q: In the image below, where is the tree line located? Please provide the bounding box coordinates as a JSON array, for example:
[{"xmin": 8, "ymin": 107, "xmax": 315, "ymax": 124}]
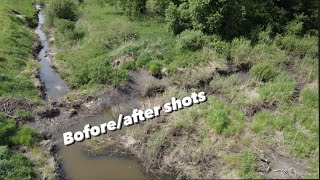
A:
[{"xmin": 97, "ymin": 0, "xmax": 317, "ymax": 40}]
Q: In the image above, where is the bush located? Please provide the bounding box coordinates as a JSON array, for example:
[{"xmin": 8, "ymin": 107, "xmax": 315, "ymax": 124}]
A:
[
  {"xmin": 165, "ymin": 2, "xmax": 187, "ymax": 35},
  {"xmin": 0, "ymin": 146, "xmax": 35, "ymax": 180},
  {"xmin": 208, "ymin": 107, "xmax": 230, "ymax": 134},
  {"xmin": 136, "ymin": 51, "xmax": 152, "ymax": 67},
  {"xmin": 46, "ymin": 0, "xmax": 79, "ymax": 27},
  {"xmin": 176, "ymin": 30, "xmax": 207, "ymax": 51},
  {"xmin": 208, "ymin": 37, "xmax": 230, "ymax": 59},
  {"xmin": 230, "ymin": 37, "xmax": 252, "ymax": 64},
  {"xmin": 250, "ymin": 63, "xmax": 279, "ymax": 82}
]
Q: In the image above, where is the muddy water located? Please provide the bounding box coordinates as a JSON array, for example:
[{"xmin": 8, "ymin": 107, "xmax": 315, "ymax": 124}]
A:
[
  {"xmin": 55, "ymin": 109, "xmax": 149, "ymax": 180},
  {"xmin": 35, "ymin": 5, "xmax": 172, "ymax": 180},
  {"xmin": 35, "ymin": 5, "xmax": 69, "ymax": 101},
  {"xmin": 55, "ymin": 108, "xmax": 173, "ymax": 180}
]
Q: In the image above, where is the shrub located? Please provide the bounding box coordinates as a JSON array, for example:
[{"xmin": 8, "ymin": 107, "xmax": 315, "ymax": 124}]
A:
[
  {"xmin": 250, "ymin": 63, "xmax": 279, "ymax": 82},
  {"xmin": 101, "ymin": 20, "xmax": 136, "ymax": 48},
  {"xmin": 118, "ymin": 0, "xmax": 148, "ymax": 18},
  {"xmin": 208, "ymin": 107, "xmax": 230, "ymax": 134},
  {"xmin": 0, "ymin": 146, "xmax": 35, "ymax": 180},
  {"xmin": 176, "ymin": 30, "xmax": 207, "ymax": 51},
  {"xmin": 230, "ymin": 37, "xmax": 252, "ymax": 64},
  {"xmin": 208, "ymin": 37, "xmax": 230, "ymax": 59},
  {"xmin": 165, "ymin": 2, "xmax": 185, "ymax": 35},
  {"xmin": 46, "ymin": 0, "xmax": 79, "ymax": 27}
]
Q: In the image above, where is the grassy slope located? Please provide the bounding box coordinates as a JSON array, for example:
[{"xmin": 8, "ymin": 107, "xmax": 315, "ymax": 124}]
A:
[
  {"xmin": 0, "ymin": 1, "xmax": 56, "ymax": 179},
  {"xmin": 0, "ymin": 0, "xmax": 40, "ymax": 100},
  {"xmin": 50, "ymin": 1, "xmax": 318, "ymax": 179}
]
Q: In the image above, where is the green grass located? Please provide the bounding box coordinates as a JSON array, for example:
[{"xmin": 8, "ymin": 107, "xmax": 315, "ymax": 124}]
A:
[
  {"xmin": 239, "ymin": 150, "xmax": 261, "ymax": 179},
  {"xmin": 206, "ymin": 97, "xmax": 245, "ymax": 136},
  {"xmin": 0, "ymin": 146, "xmax": 35, "ymax": 180},
  {"xmin": 0, "ymin": 1, "xmax": 43, "ymax": 179},
  {"xmin": 0, "ymin": 0, "xmax": 40, "ymax": 101},
  {"xmin": 0, "ymin": 113, "xmax": 37, "ymax": 147}
]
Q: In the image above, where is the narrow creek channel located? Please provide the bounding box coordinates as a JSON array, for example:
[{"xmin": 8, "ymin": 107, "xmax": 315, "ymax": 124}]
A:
[
  {"xmin": 35, "ymin": 5, "xmax": 69, "ymax": 101},
  {"xmin": 35, "ymin": 5, "xmax": 172, "ymax": 180}
]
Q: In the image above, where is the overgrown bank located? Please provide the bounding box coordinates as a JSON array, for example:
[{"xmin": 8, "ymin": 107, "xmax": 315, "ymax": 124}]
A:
[
  {"xmin": 0, "ymin": 0, "xmax": 58, "ymax": 179},
  {"xmin": 44, "ymin": 0, "xmax": 318, "ymax": 179}
]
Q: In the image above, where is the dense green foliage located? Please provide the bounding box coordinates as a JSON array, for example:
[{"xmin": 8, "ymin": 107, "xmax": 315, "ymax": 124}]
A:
[
  {"xmin": 0, "ymin": 113, "xmax": 37, "ymax": 147},
  {"xmin": 104, "ymin": 0, "xmax": 318, "ymax": 40},
  {"xmin": 46, "ymin": 0, "xmax": 79, "ymax": 26},
  {"xmin": 0, "ymin": 146, "xmax": 35, "ymax": 180},
  {"xmin": 164, "ymin": 0, "xmax": 318, "ymax": 39}
]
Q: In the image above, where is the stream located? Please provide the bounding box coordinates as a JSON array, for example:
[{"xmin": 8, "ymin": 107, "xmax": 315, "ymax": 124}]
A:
[
  {"xmin": 35, "ymin": 5, "xmax": 172, "ymax": 180},
  {"xmin": 35, "ymin": 5, "xmax": 69, "ymax": 101}
]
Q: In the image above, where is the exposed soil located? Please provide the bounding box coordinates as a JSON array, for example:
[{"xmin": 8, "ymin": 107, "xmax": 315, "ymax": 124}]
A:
[
  {"xmin": 0, "ymin": 97, "xmax": 36, "ymax": 116},
  {"xmin": 216, "ymin": 62, "xmax": 252, "ymax": 77}
]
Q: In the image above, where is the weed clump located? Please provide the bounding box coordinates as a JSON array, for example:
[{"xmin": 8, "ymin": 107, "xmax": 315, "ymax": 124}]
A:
[
  {"xmin": 147, "ymin": 60, "xmax": 162, "ymax": 76},
  {"xmin": 239, "ymin": 150, "xmax": 261, "ymax": 179},
  {"xmin": 258, "ymin": 73, "xmax": 295, "ymax": 102},
  {"xmin": 206, "ymin": 97, "xmax": 244, "ymax": 136},
  {"xmin": 10, "ymin": 125, "xmax": 37, "ymax": 147},
  {"xmin": 230, "ymin": 37, "xmax": 252, "ymax": 64},
  {"xmin": 250, "ymin": 63, "xmax": 279, "ymax": 82},
  {"xmin": 176, "ymin": 30, "xmax": 207, "ymax": 51},
  {"xmin": 0, "ymin": 113, "xmax": 37, "ymax": 147}
]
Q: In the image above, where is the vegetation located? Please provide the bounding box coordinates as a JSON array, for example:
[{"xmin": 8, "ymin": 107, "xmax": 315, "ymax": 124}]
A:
[
  {"xmin": 0, "ymin": 0, "xmax": 316, "ymax": 179},
  {"xmin": 0, "ymin": 1, "xmax": 49, "ymax": 179},
  {"xmin": 49, "ymin": 0, "xmax": 317, "ymax": 178},
  {"xmin": 0, "ymin": 146, "xmax": 35, "ymax": 180},
  {"xmin": 0, "ymin": 0, "xmax": 39, "ymax": 100}
]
